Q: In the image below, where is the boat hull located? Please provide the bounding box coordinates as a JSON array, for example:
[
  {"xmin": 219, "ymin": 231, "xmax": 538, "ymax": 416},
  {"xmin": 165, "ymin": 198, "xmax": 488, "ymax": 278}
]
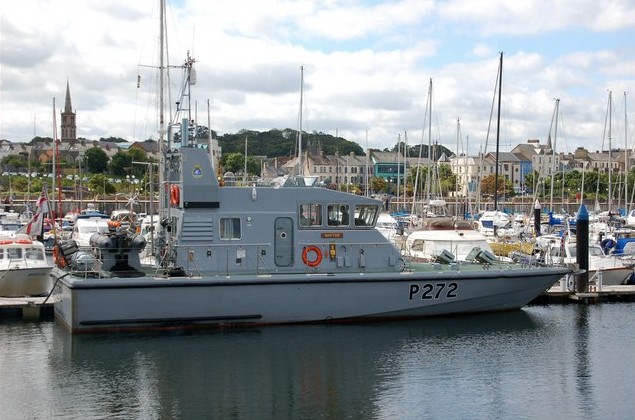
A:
[
  {"xmin": 593, "ymin": 266, "xmax": 633, "ymax": 286},
  {"xmin": 0, "ymin": 267, "xmax": 53, "ymax": 297},
  {"xmin": 53, "ymin": 267, "xmax": 570, "ymax": 333}
]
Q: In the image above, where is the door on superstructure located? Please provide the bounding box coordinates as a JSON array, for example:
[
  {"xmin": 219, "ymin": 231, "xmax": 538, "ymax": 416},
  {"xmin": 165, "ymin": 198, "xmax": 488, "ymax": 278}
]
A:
[{"xmin": 274, "ymin": 217, "xmax": 294, "ymax": 267}]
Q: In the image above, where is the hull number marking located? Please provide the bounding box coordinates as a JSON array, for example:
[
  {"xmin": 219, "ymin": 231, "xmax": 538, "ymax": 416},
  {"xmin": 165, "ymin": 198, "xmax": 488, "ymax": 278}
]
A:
[{"xmin": 408, "ymin": 283, "xmax": 458, "ymax": 300}]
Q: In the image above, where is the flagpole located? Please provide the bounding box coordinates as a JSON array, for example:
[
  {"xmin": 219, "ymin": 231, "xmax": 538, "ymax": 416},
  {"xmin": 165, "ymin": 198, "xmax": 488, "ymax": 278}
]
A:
[{"xmin": 16, "ymin": 186, "xmax": 49, "ymax": 243}]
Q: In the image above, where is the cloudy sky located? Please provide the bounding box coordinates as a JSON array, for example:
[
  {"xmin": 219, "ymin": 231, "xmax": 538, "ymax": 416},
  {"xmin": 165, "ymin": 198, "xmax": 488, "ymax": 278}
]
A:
[{"xmin": 1, "ymin": 0, "xmax": 634, "ymax": 155}]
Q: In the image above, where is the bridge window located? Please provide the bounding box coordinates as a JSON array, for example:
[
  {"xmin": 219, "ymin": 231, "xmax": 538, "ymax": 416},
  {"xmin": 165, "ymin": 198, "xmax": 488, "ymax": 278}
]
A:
[
  {"xmin": 220, "ymin": 217, "xmax": 241, "ymax": 240},
  {"xmin": 299, "ymin": 203, "xmax": 322, "ymax": 227},
  {"xmin": 354, "ymin": 204, "xmax": 379, "ymax": 226},
  {"xmin": 328, "ymin": 204, "xmax": 350, "ymax": 226}
]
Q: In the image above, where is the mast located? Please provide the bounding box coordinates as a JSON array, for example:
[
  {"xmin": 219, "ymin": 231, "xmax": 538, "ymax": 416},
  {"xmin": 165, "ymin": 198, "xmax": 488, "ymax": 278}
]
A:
[
  {"xmin": 396, "ymin": 133, "xmax": 401, "ymax": 207},
  {"xmin": 410, "ymin": 79, "xmax": 431, "ymax": 216},
  {"xmin": 581, "ymin": 161, "xmax": 587, "ymax": 203},
  {"xmin": 608, "ymin": 90, "xmax": 613, "ymax": 211},
  {"xmin": 346, "ymin": 154, "xmax": 350, "ymax": 193},
  {"xmin": 625, "ymin": 92, "xmax": 630, "ymax": 213},
  {"xmin": 365, "ymin": 129, "xmax": 369, "ymax": 197},
  {"xmin": 465, "ymin": 135, "xmax": 471, "ymax": 218},
  {"xmin": 243, "ymin": 136, "xmax": 248, "ymax": 184},
  {"xmin": 158, "ymin": 0, "xmax": 167, "ymax": 213},
  {"xmin": 455, "ymin": 118, "xmax": 460, "ymax": 219},
  {"xmin": 207, "ymin": 99, "xmax": 213, "ymax": 169},
  {"xmin": 297, "ymin": 65, "xmax": 304, "ymax": 176},
  {"xmin": 51, "ymin": 98, "xmax": 57, "ymax": 223},
  {"xmin": 424, "ymin": 78, "xmax": 432, "ymax": 202},
  {"xmin": 404, "ymin": 132, "xmax": 409, "ymax": 209},
  {"xmin": 493, "ymin": 52, "xmax": 502, "ymax": 212},
  {"xmin": 159, "ymin": 0, "xmax": 165, "ymax": 148},
  {"xmin": 549, "ymin": 98, "xmax": 560, "ymax": 212}
]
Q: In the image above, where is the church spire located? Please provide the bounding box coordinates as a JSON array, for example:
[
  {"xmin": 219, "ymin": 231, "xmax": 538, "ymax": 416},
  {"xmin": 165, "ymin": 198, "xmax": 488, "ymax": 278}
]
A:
[
  {"xmin": 61, "ymin": 79, "xmax": 76, "ymax": 142},
  {"xmin": 64, "ymin": 79, "xmax": 73, "ymax": 113}
]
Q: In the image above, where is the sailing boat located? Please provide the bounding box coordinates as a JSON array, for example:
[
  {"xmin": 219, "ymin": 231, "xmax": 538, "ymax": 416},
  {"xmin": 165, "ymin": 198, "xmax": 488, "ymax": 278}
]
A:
[
  {"xmin": 410, "ymin": 78, "xmax": 446, "ymax": 219},
  {"xmin": 403, "ymin": 77, "xmax": 498, "ymax": 262},
  {"xmin": 478, "ymin": 52, "xmax": 511, "ymax": 236},
  {"xmin": 589, "ymin": 90, "xmax": 624, "ymax": 237},
  {"xmin": 471, "ymin": 53, "xmax": 511, "ymax": 237},
  {"xmin": 49, "ymin": 2, "xmax": 571, "ymax": 333},
  {"xmin": 478, "ymin": 53, "xmax": 535, "ymax": 256}
]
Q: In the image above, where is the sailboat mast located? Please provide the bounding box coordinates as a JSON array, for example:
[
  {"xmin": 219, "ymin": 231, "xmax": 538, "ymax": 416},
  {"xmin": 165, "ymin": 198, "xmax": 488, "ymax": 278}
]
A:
[
  {"xmin": 243, "ymin": 136, "xmax": 248, "ymax": 184},
  {"xmin": 455, "ymin": 118, "xmax": 460, "ymax": 219},
  {"xmin": 465, "ymin": 135, "xmax": 471, "ymax": 217},
  {"xmin": 365, "ymin": 129, "xmax": 369, "ymax": 197},
  {"xmin": 549, "ymin": 98, "xmax": 560, "ymax": 212},
  {"xmin": 297, "ymin": 65, "xmax": 304, "ymax": 176},
  {"xmin": 493, "ymin": 52, "xmax": 502, "ymax": 212},
  {"xmin": 51, "ymin": 97, "xmax": 57, "ymax": 222},
  {"xmin": 424, "ymin": 78, "xmax": 432, "ymax": 202},
  {"xmin": 56, "ymin": 125, "xmax": 62, "ymax": 219},
  {"xmin": 207, "ymin": 99, "xmax": 213, "ymax": 169},
  {"xmin": 608, "ymin": 90, "xmax": 613, "ymax": 211},
  {"xmin": 625, "ymin": 92, "xmax": 630, "ymax": 214},
  {"xmin": 396, "ymin": 133, "xmax": 401, "ymax": 207}
]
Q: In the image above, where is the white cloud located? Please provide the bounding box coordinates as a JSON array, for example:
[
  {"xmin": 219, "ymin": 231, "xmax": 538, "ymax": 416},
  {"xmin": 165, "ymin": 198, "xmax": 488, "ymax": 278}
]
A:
[
  {"xmin": 0, "ymin": 0, "xmax": 634, "ymax": 156},
  {"xmin": 437, "ymin": 0, "xmax": 635, "ymax": 36}
]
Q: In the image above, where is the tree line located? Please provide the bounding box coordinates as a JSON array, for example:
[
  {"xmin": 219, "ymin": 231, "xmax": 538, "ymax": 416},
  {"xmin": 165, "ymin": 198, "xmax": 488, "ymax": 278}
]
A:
[{"xmin": 4, "ymin": 129, "xmax": 623, "ymax": 202}]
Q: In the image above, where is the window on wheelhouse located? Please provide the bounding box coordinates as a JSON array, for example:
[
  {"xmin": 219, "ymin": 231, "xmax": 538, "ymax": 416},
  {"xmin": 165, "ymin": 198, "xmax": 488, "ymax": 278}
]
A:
[
  {"xmin": 328, "ymin": 204, "xmax": 349, "ymax": 226},
  {"xmin": 299, "ymin": 203, "xmax": 322, "ymax": 227},
  {"xmin": 354, "ymin": 204, "xmax": 379, "ymax": 226},
  {"xmin": 7, "ymin": 248, "xmax": 22, "ymax": 259},
  {"xmin": 25, "ymin": 247, "xmax": 46, "ymax": 261},
  {"xmin": 220, "ymin": 217, "xmax": 241, "ymax": 240}
]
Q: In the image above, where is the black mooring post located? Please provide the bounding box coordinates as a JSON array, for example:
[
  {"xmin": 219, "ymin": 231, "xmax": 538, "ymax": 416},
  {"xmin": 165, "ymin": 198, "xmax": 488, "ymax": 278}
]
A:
[
  {"xmin": 534, "ymin": 199, "xmax": 541, "ymax": 237},
  {"xmin": 576, "ymin": 204, "xmax": 589, "ymax": 292}
]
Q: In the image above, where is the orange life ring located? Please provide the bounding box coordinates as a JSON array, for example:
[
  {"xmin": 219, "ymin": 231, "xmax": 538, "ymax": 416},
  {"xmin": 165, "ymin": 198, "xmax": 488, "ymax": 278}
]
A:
[
  {"xmin": 16, "ymin": 239, "xmax": 33, "ymax": 244},
  {"xmin": 170, "ymin": 184, "xmax": 180, "ymax": 206},
  {"xmin": 302, "ymin": 245, "xmax": 322, "ymax": 268},
  {"xmin": 0, "ymin": 240, "xmax": 13, "ymax": 245}
]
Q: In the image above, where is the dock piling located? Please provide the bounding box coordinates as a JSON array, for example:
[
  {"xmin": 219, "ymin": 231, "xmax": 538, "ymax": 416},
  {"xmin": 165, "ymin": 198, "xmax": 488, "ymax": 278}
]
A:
[{"xmin": 575, "ymin": 204, "xmax": 589, "ymax": 293}]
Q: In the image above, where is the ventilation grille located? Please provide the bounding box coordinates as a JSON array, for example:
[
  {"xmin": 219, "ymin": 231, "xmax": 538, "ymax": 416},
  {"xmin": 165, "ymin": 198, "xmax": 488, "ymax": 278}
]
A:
[{"xmin": 180, "ymin": 216, "xmax": 214, "ymax": 243}]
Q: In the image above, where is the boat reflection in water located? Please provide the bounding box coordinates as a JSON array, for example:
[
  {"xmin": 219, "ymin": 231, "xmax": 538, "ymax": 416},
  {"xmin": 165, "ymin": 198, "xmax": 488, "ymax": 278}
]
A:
[{"xmin": 49, "ymin": 311, "xmax": 539, "ymax": 419}]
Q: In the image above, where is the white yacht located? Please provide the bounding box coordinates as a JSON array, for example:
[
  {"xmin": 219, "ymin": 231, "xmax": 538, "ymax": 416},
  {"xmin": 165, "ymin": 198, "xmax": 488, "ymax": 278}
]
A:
[
  {"xmin": 0, "ymin": 232, "xmax": 53, "ymax": 297},
  {"xmin": 70, "ymin": 213, "xmax": 110, "ymax": 248}
]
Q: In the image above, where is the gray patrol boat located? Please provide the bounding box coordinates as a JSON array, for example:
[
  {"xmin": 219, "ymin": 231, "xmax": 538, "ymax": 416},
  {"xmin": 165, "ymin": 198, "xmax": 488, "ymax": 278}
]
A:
[{"xmin": 52, "ymin": 145, "xmax": 571, "ymax": 333}]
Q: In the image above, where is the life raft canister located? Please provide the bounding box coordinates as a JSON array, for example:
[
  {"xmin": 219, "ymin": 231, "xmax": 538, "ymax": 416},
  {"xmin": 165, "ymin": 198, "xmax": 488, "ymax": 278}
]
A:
[{"xmin": 302, "ymin": 245, "xmax": 322, "ymax": 267}]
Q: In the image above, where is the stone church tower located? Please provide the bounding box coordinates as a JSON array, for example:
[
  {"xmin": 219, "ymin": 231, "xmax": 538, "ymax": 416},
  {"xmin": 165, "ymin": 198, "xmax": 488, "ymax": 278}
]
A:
[{"xmin": 60, "ymin": 80, "xmax": 76, "ymax": 142}]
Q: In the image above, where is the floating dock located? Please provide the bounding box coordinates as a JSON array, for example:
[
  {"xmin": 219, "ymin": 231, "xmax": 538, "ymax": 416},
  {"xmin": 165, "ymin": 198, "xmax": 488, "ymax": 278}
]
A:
[
  {"xmin": 534, "ymin": 284, "xmax": 635, "ymax": 304},
  {"xmin": 0, "ymin": 296, "xmax": 54, "ymax": 321}
]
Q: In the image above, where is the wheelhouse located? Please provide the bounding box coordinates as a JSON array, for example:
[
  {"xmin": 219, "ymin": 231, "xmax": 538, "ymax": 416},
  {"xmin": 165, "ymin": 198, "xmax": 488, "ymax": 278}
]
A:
[{"xmin": 298, "ymin": 202, "xmax": 379, "ymax": 229}]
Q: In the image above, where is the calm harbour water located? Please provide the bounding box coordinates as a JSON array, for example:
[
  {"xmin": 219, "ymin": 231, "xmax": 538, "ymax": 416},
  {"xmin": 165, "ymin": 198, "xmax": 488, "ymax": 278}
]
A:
[{"xmin": 1, "ymin": 304, "xmax": 634, "ymax": 420}]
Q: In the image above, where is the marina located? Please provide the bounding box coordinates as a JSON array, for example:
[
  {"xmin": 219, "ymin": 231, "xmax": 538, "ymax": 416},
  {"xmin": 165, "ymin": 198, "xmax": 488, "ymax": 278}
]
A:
[
  {"xmin": 2, "ymin": 304, "xmax": 634, "ymax": 419},
  {"xmin": 0, "ymin": 52, "xmax": 631, "ymax": 335},
  {"xmin": 1, "ymin": 1, "xmax": 634, "ymax": 418},
  {"xmin": 15, "ymin": 1, "xmax": 571, "ymax": 335}
]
